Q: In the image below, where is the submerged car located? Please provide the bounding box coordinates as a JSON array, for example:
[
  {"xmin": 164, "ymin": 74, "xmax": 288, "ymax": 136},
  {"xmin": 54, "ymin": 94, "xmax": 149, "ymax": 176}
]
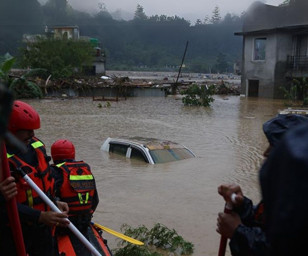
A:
[{"xmin": 101, "ymin": 137, "xmax": 195, "ymax": 164}]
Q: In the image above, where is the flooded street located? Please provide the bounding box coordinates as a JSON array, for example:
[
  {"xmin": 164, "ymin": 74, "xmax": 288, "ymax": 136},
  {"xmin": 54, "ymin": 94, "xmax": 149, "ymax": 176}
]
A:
[{"xmin": 27, "ymin": 95, "xmax": 285, "ymax": 255}]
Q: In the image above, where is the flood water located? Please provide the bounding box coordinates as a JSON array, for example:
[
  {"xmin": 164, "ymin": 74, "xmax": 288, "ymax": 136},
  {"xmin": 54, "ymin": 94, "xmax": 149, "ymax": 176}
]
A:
[{"xmin": 27, "ymin": 95, "xmax": 285, "ymax": 255}]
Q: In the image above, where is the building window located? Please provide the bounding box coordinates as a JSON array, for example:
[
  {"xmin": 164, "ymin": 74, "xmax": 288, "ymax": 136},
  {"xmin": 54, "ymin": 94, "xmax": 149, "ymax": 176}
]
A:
[{"xmin": 254, "ymin": 38, "xmax": 266, "ymax": 60}]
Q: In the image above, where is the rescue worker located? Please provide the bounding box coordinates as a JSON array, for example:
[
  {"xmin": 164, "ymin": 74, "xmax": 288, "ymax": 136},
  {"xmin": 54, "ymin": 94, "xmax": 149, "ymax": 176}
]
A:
[
  {"xmin": 216, "ymin": 114, "xmax": 308, "ymax": 256},
  {"xmin": 51, "ymin": 139, "xmax": 99, "ymax": 256},
  {"xmin": 4, "ymin": 100, "xmax": 69, "ymax": 256}
]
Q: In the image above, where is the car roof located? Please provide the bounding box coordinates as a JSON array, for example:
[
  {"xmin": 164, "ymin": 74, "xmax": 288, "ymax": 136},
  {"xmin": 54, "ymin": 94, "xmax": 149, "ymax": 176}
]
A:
[
  {"xmin": 279, "ymin": 108, "xmax": 308, "ymax": 116},
  {"xmin": 107, "ymin": 136, "xmax": 188, "ymax": 150}
]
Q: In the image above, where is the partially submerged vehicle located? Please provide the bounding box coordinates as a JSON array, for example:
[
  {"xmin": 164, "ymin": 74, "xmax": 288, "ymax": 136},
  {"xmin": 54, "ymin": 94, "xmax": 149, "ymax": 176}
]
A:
[
  {"xmin": 279, "ymin": 108, "xmax": 308, "ymax": 116},
  {"xmin": 101, "ymin": 137, "xmax": 195, "ymax": 164}
]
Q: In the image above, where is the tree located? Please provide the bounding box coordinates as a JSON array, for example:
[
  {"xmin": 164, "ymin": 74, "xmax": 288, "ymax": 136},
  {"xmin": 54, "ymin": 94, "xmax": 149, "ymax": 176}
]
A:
[
  {"xmin": 19, "ymin": 38, "xmax": 94, "ymax": 78},
  {"xmin": 203, "ymin": 15, "xmax": 210, "ymax": 24},
  {"xmin": 195, "ymin": 19, "xmax": 203, "ymax": 26},
  {"xmin": 181, "ymin": 84, "xmax": 215, "ymax": 107},
  {"xmin": 43, "ymin": 0, "xmax": 71, "ymax": 24},
  {"xmin": 0, "ymin": 53, "xmax": 43, "ymax": 98},
  {"xmin": 279, "ymin": 0, "xmax": 290, "ymax": 5},
  {"xmin": 134, "ymin": 4, "xmax": 147, "ymax": 20},
  {"xmin": 98, "ymin": 2, "xmax": 107, "ymax": 12},
  {"xmin": 215, "ymin": 52, "xmax": 229, "ymax": 73},
  {"xmin": 211, "ymin": 6, "xmax": 221, "ymax": 24}
]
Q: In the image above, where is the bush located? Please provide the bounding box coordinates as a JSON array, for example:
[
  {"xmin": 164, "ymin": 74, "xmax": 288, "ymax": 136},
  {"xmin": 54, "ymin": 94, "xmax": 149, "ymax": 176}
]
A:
[
  {"xmin": 181, "ymin": 84, "xmax": 215, "ymax": 107},
  {"xmin": 113, "ymin": 223, "xmax": 194, "ymax": 256}
]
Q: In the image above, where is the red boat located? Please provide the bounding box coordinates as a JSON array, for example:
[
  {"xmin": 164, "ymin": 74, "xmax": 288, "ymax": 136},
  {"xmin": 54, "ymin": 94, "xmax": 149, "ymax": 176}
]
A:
[{"xmin": 57, "ymin": 223, "xmax": 113, "ymax": 256}]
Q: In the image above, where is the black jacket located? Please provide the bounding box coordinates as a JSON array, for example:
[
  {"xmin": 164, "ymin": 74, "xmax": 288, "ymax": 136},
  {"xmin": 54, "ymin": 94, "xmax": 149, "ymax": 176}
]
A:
[
  {"xmin": 260, "ymin": 123, "xmax": 308, "ymax": 256},
  {"xmin": 229, "ymin": 197, "xmax": 269, "ymax": 256}
]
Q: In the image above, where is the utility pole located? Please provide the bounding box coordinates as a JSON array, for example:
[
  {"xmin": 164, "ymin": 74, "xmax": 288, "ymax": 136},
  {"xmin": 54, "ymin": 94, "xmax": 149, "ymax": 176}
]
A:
[{"xmin": 173, "ymin": 41, "xmax": 189, "ymax": 95}]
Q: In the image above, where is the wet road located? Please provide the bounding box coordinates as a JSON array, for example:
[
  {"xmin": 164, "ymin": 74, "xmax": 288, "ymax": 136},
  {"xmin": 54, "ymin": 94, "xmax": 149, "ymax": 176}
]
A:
[{"xmin": 27, "ymin": 95, "xmax": 285, "ymax": 255}]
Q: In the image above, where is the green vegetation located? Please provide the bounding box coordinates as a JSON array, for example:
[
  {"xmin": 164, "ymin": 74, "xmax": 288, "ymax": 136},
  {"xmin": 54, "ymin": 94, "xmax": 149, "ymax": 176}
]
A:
[
  {"xmin": 0, "ymin": 53, "xmax": 43, "ymax": 98},
  {"xmin": 181, "ymin": 84, "xmax": 215, "ymax": 107},
  {"xmin": 18, "ymin": 38, "xmax": 94, "ymax": 79},
  {"xmin": 113, "ymin": 223, "xmax": 194, "ymax": 256},
  {"xmin": 281, "ymin": 77, "xmax": 308, "ymax": 107},
  {"xmin": 0, "ymin": 53, "xmax": 15, "ymax": 85},
  {"xmin": 0, "ymin": 0, "xmax": 243, "ymax": 73}
]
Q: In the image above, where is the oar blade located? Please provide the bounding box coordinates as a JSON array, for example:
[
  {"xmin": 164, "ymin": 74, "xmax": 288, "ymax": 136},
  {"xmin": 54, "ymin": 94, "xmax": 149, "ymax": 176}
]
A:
[{"xmin": 94, "ymin": 223, "xmax": 144, "ymax": 246}]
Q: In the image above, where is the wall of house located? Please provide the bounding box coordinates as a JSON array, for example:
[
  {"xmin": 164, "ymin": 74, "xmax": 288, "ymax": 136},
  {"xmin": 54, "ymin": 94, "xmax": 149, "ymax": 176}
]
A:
[
  {"xmin": 241, "ymin": 34, "xmax": 277, "ymax": 98},
  {"xmin": 241, "ymin": 32, "xmax": 296, "ymax": 99},
  {"xmin": 94, "ymin": 62, "xmax": 105, "ymax": 74}
]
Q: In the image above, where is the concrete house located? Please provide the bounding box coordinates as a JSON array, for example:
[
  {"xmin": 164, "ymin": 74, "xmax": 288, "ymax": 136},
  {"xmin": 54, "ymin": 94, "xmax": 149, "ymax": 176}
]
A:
[
  {"xmin": 236, "ymin": 0, "xmax": 308, "ymax": 98},
  {"xmin": 51, "ymin": 25, "xmax": 80, "ymax": 40}
]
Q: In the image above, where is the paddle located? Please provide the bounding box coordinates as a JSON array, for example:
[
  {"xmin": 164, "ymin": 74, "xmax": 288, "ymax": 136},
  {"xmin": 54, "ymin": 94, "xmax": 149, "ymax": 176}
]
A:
[
  {"xmin": 93, "ymin": 223, "xmax": 144, "ymax": 246},
  {"xmin": 16, "ymin": 168, "xmax": 102, "ymax": 256},
  {"xmin": 1, "ymin": 143, "xmax": 27, "ymax": 256},
  {"xmin": 218, "ymin": 193, "xmax": 236, "ymax": 256}
]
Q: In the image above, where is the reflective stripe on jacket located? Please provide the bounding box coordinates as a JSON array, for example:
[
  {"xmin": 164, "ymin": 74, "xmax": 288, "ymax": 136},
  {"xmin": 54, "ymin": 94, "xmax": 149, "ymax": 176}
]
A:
[
  {"xmin": 7, "ymin": 137, "xmax": 54, "ymax": 211},
  {"xmin": 56, "ymin": 161, "xmax": 96, "ymax": 215}
]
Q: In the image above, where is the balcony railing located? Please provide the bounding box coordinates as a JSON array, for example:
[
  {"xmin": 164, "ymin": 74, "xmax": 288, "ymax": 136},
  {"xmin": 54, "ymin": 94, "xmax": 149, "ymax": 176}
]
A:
[{"xmin": 287, "ymin": 55, "xmax": 308, "ymax": 71}]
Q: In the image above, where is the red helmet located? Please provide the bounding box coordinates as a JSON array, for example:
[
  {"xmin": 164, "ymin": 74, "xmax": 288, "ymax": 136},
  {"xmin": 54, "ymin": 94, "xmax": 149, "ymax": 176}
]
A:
[
  {"xmin": 8, "ymin": 100, "xmax": 40, "ymax": 133},
  {"xmin": 51, "ymin": 139, "xmax": 75, "ymax": 161}
]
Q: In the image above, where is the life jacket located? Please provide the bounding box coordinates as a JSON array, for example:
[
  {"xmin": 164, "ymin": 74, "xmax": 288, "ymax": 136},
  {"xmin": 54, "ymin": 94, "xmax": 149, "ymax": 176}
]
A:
[
  {"xmin": 55, "ymin": 161, "xmax": 96, "ymax": 216},
  {"xmin": 7, "ymin": 137, "xmax": 54, "ymax": 211}
]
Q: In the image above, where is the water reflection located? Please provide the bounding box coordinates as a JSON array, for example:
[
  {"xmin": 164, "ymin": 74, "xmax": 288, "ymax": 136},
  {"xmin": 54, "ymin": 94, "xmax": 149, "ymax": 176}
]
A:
[{"xmin": 27, "ymin": 95, "xmax": 285, "ymax": 255}]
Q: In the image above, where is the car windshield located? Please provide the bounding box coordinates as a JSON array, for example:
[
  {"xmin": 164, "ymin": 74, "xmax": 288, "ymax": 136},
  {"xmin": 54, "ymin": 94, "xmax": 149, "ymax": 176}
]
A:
[{"xmin": 149, "ymin": 148, "xmax": 195, "ymax": 164}]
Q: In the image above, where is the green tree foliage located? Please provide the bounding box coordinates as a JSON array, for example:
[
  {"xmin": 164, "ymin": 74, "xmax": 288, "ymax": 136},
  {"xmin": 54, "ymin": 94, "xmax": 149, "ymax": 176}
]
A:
[
  {"xmin": 113, "ymin": 223, "xmax": 194, "ymax": 256},
  {"xmin": 42, "ymin": 0, "xmax": 71, "ymax": 24},
  {"xmin": 134, "ymin": 4, "xmax": 148, "ymax": 20},
  {"xmin": 0, "ymin": 54, "xmax": 43, "ymax": 98},
  {"xmin": 19, "ymin": 38, "xmax": 94, "ymax": 78},
  {"xmin": 211, "ymin": 6, "xmax": 221, "ymax": 24},
  {"xmin": 281, "ymin": 77, "xmax": 308, "ymax": 106},
  {"xmin": 279, "ymin": 0, "xmax": 291, "ymax": 6},
  {"xmin": 0, "ymin": 53, "xmax": 15, "ymax": 85},
  {"xmin": 214, "ymin": 52, "xmax": 230, "ymax": 73},
  {"xmin": 181, "ymin": 84, "xmax": 215, "ymax": 107}
]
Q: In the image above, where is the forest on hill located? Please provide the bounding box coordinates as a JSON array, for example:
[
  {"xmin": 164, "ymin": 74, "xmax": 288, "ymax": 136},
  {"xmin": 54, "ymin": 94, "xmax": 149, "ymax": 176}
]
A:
[{"xmin": 0, "ymin": 0, "xmax": 244, "ymax": 73}]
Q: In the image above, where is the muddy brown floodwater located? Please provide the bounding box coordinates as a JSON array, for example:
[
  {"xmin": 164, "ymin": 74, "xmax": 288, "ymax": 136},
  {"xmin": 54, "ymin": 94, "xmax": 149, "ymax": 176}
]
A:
[{"xmin": 26, "ymin": 95, "xmax": 285, "ymax": 255}]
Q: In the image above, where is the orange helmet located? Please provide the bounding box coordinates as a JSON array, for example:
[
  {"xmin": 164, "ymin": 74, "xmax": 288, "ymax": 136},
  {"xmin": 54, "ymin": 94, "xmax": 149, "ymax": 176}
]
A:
[
  {"xmin": 51, "ymin": 139, "xmax": 75, "ymax": 162},
  {"xmin": 8, "ymin": 100, "xmax": 40, "ymax": 133}
]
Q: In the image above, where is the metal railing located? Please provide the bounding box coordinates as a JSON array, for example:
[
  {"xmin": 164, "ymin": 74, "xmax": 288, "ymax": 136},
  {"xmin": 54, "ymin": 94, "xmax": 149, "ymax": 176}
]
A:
[{"xmin": 287, "ymin": 55, "xmax": 308, "ymax": 71}]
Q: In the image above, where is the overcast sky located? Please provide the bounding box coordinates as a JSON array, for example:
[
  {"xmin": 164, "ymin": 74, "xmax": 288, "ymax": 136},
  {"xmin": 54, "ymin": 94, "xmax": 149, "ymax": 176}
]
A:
[{"xmin": 64, "ymin": 0, "xmax": 284, "ymax": 22}]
